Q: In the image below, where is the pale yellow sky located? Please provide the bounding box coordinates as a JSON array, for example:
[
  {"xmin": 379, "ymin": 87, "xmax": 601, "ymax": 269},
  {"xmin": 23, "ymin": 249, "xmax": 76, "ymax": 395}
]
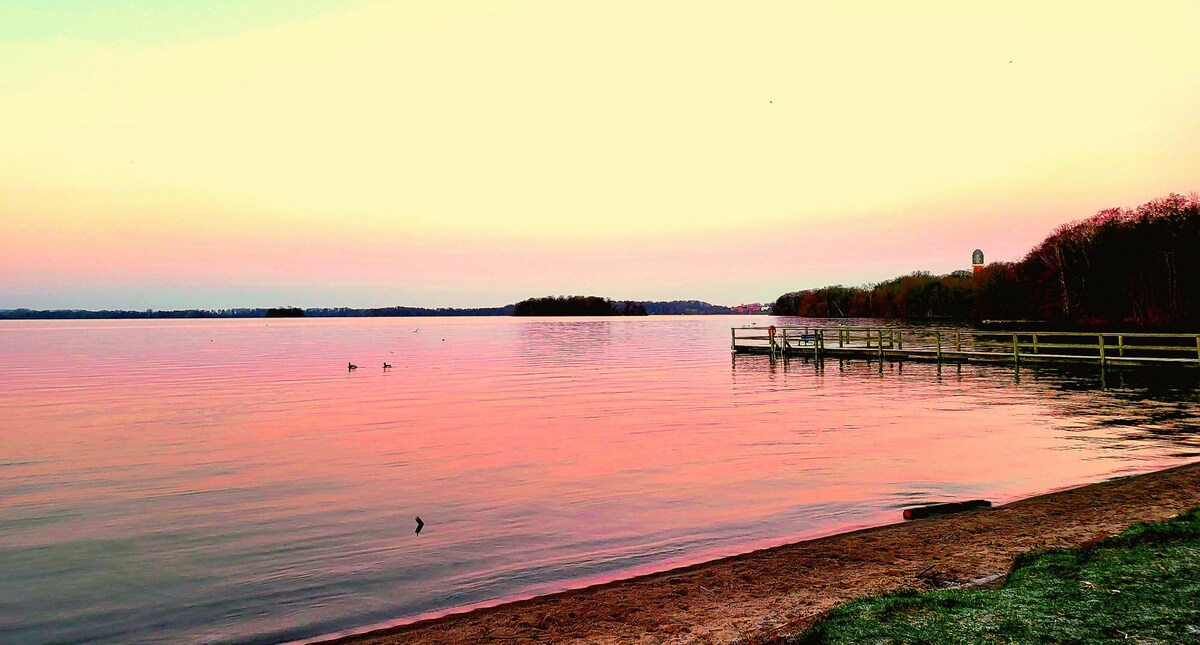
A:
[{"xmin": 2, "ymin": 1, "xmax": 1198, "ymax": 307}]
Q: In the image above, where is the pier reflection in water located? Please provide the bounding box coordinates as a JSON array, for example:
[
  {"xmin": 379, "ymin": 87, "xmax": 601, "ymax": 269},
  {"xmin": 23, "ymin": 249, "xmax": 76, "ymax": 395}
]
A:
[{"xmin": 734, "ymin": 353, "xmax": 1200, "ymax": 459}]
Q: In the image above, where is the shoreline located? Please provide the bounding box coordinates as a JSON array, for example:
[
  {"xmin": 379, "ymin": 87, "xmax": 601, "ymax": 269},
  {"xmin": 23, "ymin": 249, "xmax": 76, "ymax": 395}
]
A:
[{"xmin": 312, "ymin": 461, "xmax": 1200, "ymax": 644}]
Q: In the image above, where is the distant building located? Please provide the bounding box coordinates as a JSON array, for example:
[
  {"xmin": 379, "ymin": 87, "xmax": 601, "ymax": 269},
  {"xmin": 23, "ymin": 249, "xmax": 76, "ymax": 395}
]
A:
[
  {"xmin": 732, "ymin": 303, "xmax": 764, "ymax": 314},
  {"xmin": 972, "ymin": 249, "xmax": 985, "ymax": 274}
]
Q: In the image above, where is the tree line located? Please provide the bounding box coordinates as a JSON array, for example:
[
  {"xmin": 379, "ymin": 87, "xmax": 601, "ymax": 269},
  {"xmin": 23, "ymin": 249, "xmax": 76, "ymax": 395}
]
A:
[
  {"xmin": 772, "ymin": 193, "xmax": 1200, "ymax": 326},
  {"xmin": 509, "ymin": 297, "xmax": 756, "ymax": 316}
]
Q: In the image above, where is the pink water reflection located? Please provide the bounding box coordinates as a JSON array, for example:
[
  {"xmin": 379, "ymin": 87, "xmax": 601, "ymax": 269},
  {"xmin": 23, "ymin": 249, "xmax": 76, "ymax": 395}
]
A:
[{"xmin": 1, "ymin": 317, "xmax": 1197, "ymax": 644}]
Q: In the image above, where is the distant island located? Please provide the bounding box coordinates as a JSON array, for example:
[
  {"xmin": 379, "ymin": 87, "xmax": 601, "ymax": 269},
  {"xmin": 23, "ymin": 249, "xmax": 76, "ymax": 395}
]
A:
[
  {"xmin": 265, "ymin": 307, "xmax": 305, "ymax": 318},
  {"xmin": 513, "ymin": 296, "xmax": 647, "ymax": 316},
  {"xmin": 772, "ymin": 193, "xmax": 1199, "ymax": 327},
  {"xmin": 0, "ymin": 300, "xmax": 763, "ymax": 320}
]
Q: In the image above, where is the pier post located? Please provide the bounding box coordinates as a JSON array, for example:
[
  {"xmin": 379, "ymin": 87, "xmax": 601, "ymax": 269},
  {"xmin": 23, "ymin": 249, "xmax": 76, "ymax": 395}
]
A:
[
  {"xmin": 731, "ymin": 327, "xmax": 736, "ymax": 351},
  {"xmin": 1033, "ymin": 333, "xmax": 1038, "ymax": 355},
  {"xmin": 781, "ymin": 328, "xmax": 788, "ymax": 354},
  {"xmin": 878, "ymin": 329, "xmax": 885, "ymax": 362},
  {"xmin": 1196, "ymin": 335, "xmax": 1200, "ymax": 363},
  {"xmin": 936, "ymin": 331, "xmax": 942, "ymax": 362},
  {"xmin": 1118, "ymin": 335, "xmax": 1124, "ymax": 357},
  {"xmin": 897, "ymin": 329, "xmax": 903, "ymax": 350},
  {"xmin": 1012, "ymin": 333, "xmax": 1019, "ymax": 365},
  {"xmin": 955, "ymin": 330, "xmax": 961, "ymax": 352},
  {"xmin": 1099, "ymin": 334, "xmax": 1106, "ymax": 365}
]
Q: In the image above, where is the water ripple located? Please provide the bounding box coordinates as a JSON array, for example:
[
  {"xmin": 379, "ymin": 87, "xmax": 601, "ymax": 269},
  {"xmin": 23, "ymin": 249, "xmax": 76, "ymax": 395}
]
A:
[{"xmin": 0, "ymin": 316, "xmax": 1197, "ymax": 644}]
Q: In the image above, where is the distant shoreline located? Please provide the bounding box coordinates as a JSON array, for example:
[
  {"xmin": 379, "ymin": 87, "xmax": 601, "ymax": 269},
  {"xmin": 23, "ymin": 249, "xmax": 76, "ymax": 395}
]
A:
[
  {"xmin": 310, "ymin": 461, "xmax": 1200, "ymax": 645},
  {"xmin": 0, "ymin": 300, "xmax": 763, "ymax": 319},
  {"xmin": 0, "ymin": 306, "xmax": 515, "ymax": 320},
  {"xmin": 0, "ymin": 311, "xmax": 762, "ymax": 319},
  {"xmin": 6, "ymin": 313, "xmax": 1195, "ymax": 334}
]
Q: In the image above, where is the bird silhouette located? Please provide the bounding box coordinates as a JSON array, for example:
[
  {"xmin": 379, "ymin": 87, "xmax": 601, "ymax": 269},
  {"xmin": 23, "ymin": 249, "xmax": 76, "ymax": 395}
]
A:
[
  {"xmin": 348, "ymin": 362, "xmax": 358, "ymax": 371},
  {"xmin": 412, "ymin": 327, "xmax": 420, "ymax": 332},
  {"xmin": 383, "ymin": 362, "xmax": 392, "ymax": 369},
  {"xmin": 415, "ymin": 516, "xmax": 424, "ymax": 535}
]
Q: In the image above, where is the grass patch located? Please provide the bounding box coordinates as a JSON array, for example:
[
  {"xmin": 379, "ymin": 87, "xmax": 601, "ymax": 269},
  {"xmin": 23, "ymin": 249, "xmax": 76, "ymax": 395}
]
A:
[{"xmin": 793, "ymin": 507, "xmax": 1200, "ymax": 644}]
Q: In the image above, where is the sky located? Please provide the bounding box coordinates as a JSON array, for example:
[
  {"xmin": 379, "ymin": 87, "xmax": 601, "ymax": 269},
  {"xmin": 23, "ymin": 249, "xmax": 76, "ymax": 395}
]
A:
[{"xmin": 2, "ymin": 1, "xmax": 1198, "ymax": 309}]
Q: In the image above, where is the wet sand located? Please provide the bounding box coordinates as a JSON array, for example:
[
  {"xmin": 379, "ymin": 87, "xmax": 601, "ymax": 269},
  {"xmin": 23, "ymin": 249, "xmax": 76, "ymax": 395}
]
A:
[{"xmin": 318, "ymin": 462, "xmax": 1200, "ymax": 644}]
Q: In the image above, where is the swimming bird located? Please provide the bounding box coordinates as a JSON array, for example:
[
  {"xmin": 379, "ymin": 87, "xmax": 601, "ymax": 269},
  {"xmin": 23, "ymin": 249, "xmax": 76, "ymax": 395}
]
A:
[
  {"xmin": 415, "ymin": 516, "xmax": 424, "ymax": 535},
  {"xmin": 383, "ymin": 362, "xmax": 392, "ymax": 369},
  {"xmin": 412, "ymin": 327, "xmax": 420, "ymax": 333},
  {"xmin": 348, "ymin": 362, "xmax": 358, "ymax": 371}
]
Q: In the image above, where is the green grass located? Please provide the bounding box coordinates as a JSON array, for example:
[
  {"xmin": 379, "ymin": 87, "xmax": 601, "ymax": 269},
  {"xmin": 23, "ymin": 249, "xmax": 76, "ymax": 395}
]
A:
[{"xmin": 793, "ymin": 507, "xmax": 1200, "ymax": 644}]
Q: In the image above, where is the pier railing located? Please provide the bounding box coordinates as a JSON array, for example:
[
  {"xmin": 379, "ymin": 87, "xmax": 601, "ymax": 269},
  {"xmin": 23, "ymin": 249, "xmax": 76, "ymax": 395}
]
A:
[{"xmin": 731, "ymin": 326, "xmax": 1200, "ymax": 366}]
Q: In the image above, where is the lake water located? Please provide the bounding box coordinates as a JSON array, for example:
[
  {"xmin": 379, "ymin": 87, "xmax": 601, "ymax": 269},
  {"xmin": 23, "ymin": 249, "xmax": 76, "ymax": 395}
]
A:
[{"xmin": 2, "ymin": 316, "xmax": 1198, "ymax": 644}]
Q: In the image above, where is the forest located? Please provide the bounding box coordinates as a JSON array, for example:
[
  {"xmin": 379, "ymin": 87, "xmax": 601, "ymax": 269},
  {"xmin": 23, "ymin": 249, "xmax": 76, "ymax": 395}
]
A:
[{"xmin": 771, "ymin": 193, "xmax": 1200, "ymax": 326}]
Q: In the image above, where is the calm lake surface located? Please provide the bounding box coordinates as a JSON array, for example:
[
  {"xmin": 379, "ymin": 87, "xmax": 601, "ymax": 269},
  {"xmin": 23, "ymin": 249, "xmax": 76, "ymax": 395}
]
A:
[{"xmin": 2, "ymin": 316, "xmax": 1199, "ymax": 644}]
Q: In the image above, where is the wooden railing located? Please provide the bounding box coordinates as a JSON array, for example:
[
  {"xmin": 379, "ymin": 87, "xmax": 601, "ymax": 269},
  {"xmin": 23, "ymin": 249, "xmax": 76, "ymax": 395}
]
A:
[{"xmin": 731, "ymin": 326, "xmax": 1200, "ymax": 366}]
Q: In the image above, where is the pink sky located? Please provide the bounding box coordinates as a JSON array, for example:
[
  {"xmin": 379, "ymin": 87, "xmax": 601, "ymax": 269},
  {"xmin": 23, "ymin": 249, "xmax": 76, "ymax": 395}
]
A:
[{"xmin": 2, "ymin": 1, "xmax": 1198, "ymax": 309}]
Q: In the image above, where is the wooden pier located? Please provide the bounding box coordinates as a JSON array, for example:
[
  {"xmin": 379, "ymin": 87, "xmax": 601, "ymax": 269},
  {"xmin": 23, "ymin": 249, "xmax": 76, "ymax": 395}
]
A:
[{"xmin": 732, "ymin": 326, "xmax": 1200, "ymax": 367}]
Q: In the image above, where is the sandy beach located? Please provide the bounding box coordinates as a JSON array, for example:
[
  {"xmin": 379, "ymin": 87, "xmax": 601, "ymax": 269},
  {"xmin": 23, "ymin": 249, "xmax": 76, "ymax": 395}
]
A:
[{"xmin": 317, "ymin": 461, "xmax": 1200, "ymax": 644}]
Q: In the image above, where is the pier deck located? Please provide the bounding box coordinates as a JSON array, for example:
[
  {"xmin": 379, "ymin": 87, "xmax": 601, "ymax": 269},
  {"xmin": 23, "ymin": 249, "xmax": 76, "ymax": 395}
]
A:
[{"xmin": 732, "ymin": 326, "xmax": 1200, "ymax": 367}]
